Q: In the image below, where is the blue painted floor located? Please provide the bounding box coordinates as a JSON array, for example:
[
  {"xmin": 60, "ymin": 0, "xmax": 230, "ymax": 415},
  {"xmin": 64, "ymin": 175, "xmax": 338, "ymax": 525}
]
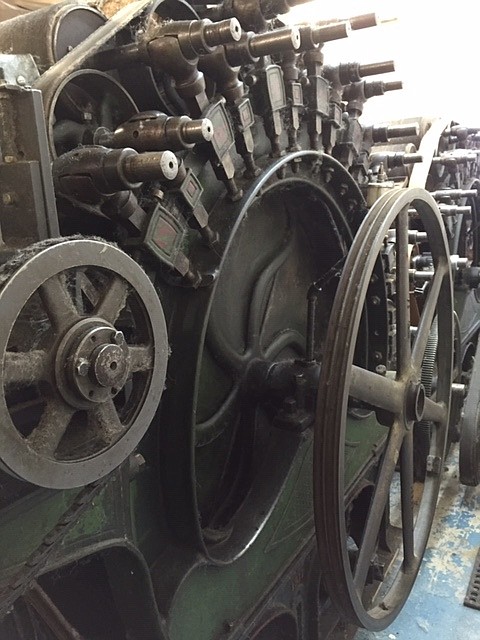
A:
[{"xmin": 355, "ymin": 446, "xmax": 480, "ymax": 640}]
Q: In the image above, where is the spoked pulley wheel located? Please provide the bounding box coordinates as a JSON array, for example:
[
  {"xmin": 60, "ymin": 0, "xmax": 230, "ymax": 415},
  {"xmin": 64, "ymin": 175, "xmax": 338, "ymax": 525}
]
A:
[
  {"xmin": 459, "ymin": 332, "xmax": 480, "ymax": 486},
  {"xmin": 314, "ymin": 188, "xmax": 453, "ymax": 630},
  {"xmin": 0, "ymin": 238, "xmax": 168, "ymax": 489}
]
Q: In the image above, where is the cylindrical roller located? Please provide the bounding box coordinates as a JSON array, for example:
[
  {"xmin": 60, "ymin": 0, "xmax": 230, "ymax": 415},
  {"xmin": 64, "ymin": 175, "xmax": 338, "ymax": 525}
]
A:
[
  {"xmin": 408, "ymin": 231, "xmax": 428, "ymax": 243},
  {"xmin": 438, "ymin": 205, "xmax": 472, "ymax": 216},
  {"xmin": 344, "ymin": 80, "xmax": 402, "ymax": 101},
  {"xmin": 372, "ymin": 123, "xmax": 420, "ymax": 143},
  {"xmin": 349, "ymin": 13, "xmax": 378, "ymax": 29},
  {"xmin": 384, "ymin": 80, "xmax": 403, "ymax": 91},
  {"xmin": 358, "ymin": 60, "xmax": 395, "ymax": 77},
  {"xmin": 402, "ymin": 153, "xmax": 423, "ymax": 164},
  {"xmin": 249, "ymin": 26, "xmax": 301, "ymax": 57},
  {"xmin": 55, "ymin": 147, "xmax": 178, "ymax": 196},
  {"xmin": 432, "ymin": 154, "xmax": 477, "ymax": 165},
  {"xmin": 310, "ymin": 21, "xmax": 351, "ymax": 44},
  {"xmin": 431, "ymin": 189, "xmax": 478, "ymax": 200},
  {"xmin": 316, "ymin": 13, "xmax": 378, "ymax": 30},
  {"xmin": 370, "ymin": 152, "xmax": 423, "ymax": 168},
  {"xmin": 0, "ymin": 3, "xmax": 105, "ymax": 72},
  {"xmin": 182, "ymin": 118, "xmax": 214, "ymax": 143},
  {"xmin": 203, "ymin": 17, "xmax": 242, "ymax": 46},
  {"xmin": 123, "ymin": 151, "xmax": 179, "ymax": 183},
  {"xmin": 97, "ymin": 113, "xmax": 213, "ymax": 152}
]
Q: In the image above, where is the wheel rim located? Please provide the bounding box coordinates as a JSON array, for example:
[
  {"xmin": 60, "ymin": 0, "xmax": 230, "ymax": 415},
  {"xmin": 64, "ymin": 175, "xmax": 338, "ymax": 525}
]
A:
[
  {"xmin": 314, "ymin": 188, "xmax": 453, "ymax": 630},
  {"xmin": 0, "ymin": 239, "xmax": 168, "ymax": 489}
]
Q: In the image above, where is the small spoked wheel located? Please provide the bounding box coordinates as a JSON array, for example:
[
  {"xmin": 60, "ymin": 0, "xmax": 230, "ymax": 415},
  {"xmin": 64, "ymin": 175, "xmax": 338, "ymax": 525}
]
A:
[
  {"xmin": 314, "ymin": 188, "xmax": 453, "ymax": 630},
  {"xmin": 0, "ymin": 239, "xmax": 168, "ymax": 489}
]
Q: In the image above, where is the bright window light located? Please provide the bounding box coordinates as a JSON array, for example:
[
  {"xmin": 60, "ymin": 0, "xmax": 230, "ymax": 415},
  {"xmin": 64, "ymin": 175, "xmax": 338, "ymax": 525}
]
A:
[{"xmin": 284, "ymin": 0, "xmax": 480, "ymax": 126}]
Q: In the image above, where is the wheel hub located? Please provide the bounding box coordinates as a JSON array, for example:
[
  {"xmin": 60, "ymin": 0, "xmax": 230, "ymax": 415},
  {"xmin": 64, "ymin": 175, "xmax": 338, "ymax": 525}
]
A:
[
  {"xmin": 56, "ymin": 318, "xmax": 132, "ymax": 408},
  {"xmin": 406, "ymin": 380, "xmax": 426, "ymax": 423}
]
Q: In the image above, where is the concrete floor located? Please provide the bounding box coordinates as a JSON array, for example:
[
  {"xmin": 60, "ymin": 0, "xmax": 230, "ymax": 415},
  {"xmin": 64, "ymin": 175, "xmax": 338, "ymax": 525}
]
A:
[{"xmin": 355, "ymin": 446, "xmax": 480, "ymax": 640}]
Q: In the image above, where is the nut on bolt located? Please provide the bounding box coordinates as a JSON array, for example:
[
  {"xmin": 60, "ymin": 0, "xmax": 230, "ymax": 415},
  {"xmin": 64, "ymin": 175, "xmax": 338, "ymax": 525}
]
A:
[
  {"xmin": 111, "ymin": 330, "xmax": 125, "ymax": 345},
  {"xmin": 76, "ymin": 358, "xmax": 90, "ymax": 377}
]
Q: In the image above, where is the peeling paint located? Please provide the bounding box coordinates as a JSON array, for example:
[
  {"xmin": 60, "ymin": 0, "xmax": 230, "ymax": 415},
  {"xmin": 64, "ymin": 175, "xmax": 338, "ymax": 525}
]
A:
[{"xmin": 355, "ymin": 446, "xmax": 480, "ymax": 640}]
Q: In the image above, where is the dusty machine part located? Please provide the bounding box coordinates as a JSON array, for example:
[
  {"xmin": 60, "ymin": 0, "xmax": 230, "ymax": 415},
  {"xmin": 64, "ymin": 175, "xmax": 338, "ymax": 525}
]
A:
[
  {"xmin": 374, "ymin": 116, "xmax": 480, "ymax": 485},
  {"xmin": 0, "ymin": 59, "xmax": 59, "ymax": 242},
  {"xmin": 0, "ymin": 1, "xmax": 480, "ymax": 639},
  {"xmin": 0, "ymin": 2, "xmax": 106, "ymax": 71},
  {"xmin": 48, "ymin": 69, "xmax": 138, "ymax": 157},
  {"xmin": 96, "ymin": 112, "xmax": 214, "ymax": 151},
  {"xmin": 314, "ymin": 188, "xmax": 453, "ymax": 629},
  {"xmin": 459, "ymin": 334, "xmax": 480, "ymax": 486},
  {"xmin": 0, "ymin": 238, "xmax": 169, "ymax": 488},
  {"xmin": 158, "ymin": 150, "xmax": 378, "ymax": 565}
]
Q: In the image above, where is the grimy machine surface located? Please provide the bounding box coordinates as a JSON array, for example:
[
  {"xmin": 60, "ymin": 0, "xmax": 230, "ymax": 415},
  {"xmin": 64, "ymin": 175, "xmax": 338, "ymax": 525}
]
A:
[{"xmin": 0, "ymin": 1, "xmax": 479, "ymax": 638}]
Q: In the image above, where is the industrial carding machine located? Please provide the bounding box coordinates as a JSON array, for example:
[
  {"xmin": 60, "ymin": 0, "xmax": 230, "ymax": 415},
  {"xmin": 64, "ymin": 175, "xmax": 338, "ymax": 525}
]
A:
[{"xmin": 0, "ymin": 1, "xmax": 479, "ymax": 637}]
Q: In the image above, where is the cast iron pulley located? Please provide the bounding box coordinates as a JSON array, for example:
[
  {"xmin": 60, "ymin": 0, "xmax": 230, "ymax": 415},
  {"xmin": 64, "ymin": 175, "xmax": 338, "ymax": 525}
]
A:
[
  {"xmin": 459, "ymin": 333, "xmax": 480, "ymax": 486},
  {"xmin": 0, "ymin": 238, "xmax": 168, "ymax": 489},
  {"xmin": 314, "ymin": 188, "xmax": 453, "ymax": 630}
]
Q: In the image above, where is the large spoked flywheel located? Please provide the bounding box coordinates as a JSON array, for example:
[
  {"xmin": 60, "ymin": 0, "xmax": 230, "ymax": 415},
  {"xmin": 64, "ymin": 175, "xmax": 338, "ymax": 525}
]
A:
[
  {"xmin": 0, "ymin": 238, "xmax": 168, "ymax": 489},
  {"xmin": 314, "ymin": 188, "xmax": 453, "ymax": 630}
]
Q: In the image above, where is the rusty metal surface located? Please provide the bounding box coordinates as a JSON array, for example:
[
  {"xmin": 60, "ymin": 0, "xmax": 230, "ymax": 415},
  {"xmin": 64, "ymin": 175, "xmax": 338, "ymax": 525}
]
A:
[{"xmin": 0, "ymin": 1, "xmax": 479, "ymax": 638}]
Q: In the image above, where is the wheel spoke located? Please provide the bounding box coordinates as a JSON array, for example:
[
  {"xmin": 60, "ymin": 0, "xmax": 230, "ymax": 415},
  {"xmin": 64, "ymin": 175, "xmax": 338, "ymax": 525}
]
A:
[
  {"xmin": 39, "ymin": 274, "xmax": 78, "ymax": 329},
  {"xmin": 246, "ymin": 238, "xmax": 292, "ymax": 352},
  {"xmin": 411, "ymin": 264, "xmax": 447, "ymax": 371},
  {"xmin": 206, "ymin": 313, "xmax": 247, "ymax": 373},
  {"xmin": 94, "ymin": 276, "xmax": 129, "ymax": 324},
  {"xmin": 263, "ymin": 329, "xmax": 305, "ymax": 359},
  {"xmin": 76, "ymin": 270, "xmax": 100, "ymax": 310},
  {"xmin": 350, "ymin": 366, "xmax": 403, "ymax": 414},
  {"xmin": 90, "ymin": 399, "xmax": 124, "ymax": 445},
  {"xmin": 196, "ymin": 385, "xmax": 239, "ymax": 446},
  {"xmin": 27, "ymin": 399, "xmax": 75, "ymax": 456},
  {"xmin": 353, "ymin": 420, "xmax": 405, "ymax": 589},
  {"xmin": 129, "ymin": 345, "xmax": 154, "ymax": 372},
  {"xmin": 4, "ymin": 350, "xmax": 47, "ymax": 385},
  {"xmin": 395, "ymin": 208, "xmax": 411, "ymax": 376},
  {"xmin": 400, "ymin": 430, "xmax": 415, "ymax": 570},
  {"xmin": 422, "ymin": 397, "xmax": 447, "ymax": 424}
]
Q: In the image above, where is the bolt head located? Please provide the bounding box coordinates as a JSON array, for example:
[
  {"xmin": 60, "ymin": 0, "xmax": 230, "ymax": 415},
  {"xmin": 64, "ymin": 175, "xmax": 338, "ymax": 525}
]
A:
[
  {"xmin": 16, "ymin": 75, "xmax": 26, "ymax": 86},
  {"xmin": 76, "ymin": 359, "xmax": 89, "ymax": 377},
  {"xmin": 111, "ymin": 330, "xmax": 125, "ymax": 345}
]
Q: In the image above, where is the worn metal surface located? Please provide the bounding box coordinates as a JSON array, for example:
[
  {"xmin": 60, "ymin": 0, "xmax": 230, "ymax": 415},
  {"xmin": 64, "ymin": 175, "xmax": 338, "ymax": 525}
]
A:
[
  {"xmin": 314, "ymin": 188, "xmax": 453, "ymax": 630},
  {"xmin": 355, "ymin": 447, "xmax": 480, "ymax": 640},
  {"xmin": 0, "ymin": 239, "xmax": 168, "ymax": 488},
  {"xmin": 0, "ymin": 1, "xmax": 480, "ymax": 639}
]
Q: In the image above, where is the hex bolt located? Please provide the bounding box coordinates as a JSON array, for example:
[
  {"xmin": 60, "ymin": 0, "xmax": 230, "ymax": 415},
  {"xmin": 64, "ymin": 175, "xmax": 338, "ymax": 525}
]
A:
[
  {"xmin": 76, "ymin": 359, "xmax": 90, "ymax": 377},
  {"xmin": 111, "ymin": 330, "xmax": 125, "ymax": 345},
  {"xmin": 375, "ymin": 364, "xmax": 387, "ymax": 376},
  {"xmin": 16, "ymin": 75, "xmax": 26, "ymax": 86},
  {"xmin": 2, "ymin": 192, "xmax": 14, "ymax": 205}
]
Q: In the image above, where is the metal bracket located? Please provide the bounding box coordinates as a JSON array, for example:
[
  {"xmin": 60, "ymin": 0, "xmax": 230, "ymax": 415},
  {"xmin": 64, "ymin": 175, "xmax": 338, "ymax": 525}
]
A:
[{"xmin": 464, "ymin": 546, "xmax": 480, "ymax": 610}]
